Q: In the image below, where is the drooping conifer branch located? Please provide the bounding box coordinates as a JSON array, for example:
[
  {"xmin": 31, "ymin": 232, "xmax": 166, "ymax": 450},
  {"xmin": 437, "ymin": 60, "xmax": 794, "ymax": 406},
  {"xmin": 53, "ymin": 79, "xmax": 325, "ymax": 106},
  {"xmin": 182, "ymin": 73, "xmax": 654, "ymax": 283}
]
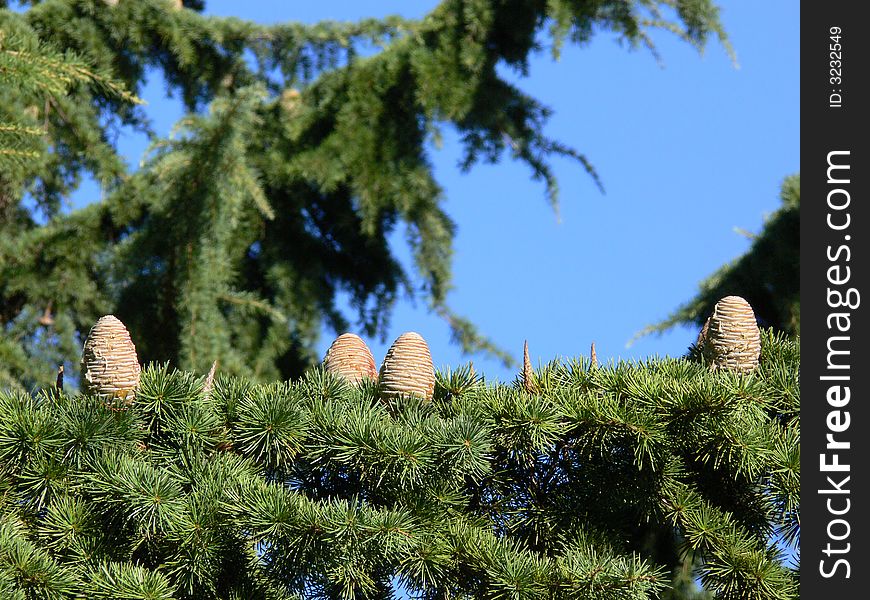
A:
[{"xmin": 1, "ymin": 0, "xmax": 733, "ymax": 389}]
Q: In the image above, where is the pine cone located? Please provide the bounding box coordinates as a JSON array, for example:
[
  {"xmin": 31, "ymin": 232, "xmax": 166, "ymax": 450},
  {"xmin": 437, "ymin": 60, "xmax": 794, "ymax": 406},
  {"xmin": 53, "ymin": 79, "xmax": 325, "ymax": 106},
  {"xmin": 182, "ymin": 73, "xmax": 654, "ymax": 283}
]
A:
[
  {"xmin": 323, "ymin": 333, "xmax": 378, "ymax": 384},
  {"xmin": 522, "ymin": 340, "xmax": 538, "ymax": 393},
  {"xmin": 81, "ymin": 315, "xmax": 141, "ymax": 403},
  {"xmin": 702, "ymin": 296, "xmax": 761, "ymax": 373},
  {"xmin": 379, "ymin": 332, "xmax": 435, "ymax": 400}
]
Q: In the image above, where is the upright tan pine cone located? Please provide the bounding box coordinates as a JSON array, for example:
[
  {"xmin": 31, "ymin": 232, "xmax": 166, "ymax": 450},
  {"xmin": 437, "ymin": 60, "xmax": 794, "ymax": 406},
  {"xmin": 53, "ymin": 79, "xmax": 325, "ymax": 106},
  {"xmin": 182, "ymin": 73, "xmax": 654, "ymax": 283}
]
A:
[
  {"xmin": 522, "ymin": 340, "xmax": 538, "ymax": 393},
  {"xmin": 590, "ymin": 342, "xmax": 598, "ymax": 369},
  {"xmin": 702, "ymin": 296, "xmax": 761, "ymax": 373},
  {"xmin": 81, "ymin": 315, "xmax": 141, "ymax": 402},
  {"xmin": 323, "ymin": 333, "xmax": 378, "ymax": 384},
  {"xmin": 379, "ymin": 332, "xmax": 435, "ymax": 400}
]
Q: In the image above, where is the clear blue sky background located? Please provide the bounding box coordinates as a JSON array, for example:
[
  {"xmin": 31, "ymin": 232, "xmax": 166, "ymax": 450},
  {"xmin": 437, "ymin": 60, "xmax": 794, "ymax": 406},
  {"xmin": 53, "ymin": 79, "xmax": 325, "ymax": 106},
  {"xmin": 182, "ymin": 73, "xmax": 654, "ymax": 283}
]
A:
[{"xmin": 88, "ymin": 0, "xmax": 800, "ymax": 383}]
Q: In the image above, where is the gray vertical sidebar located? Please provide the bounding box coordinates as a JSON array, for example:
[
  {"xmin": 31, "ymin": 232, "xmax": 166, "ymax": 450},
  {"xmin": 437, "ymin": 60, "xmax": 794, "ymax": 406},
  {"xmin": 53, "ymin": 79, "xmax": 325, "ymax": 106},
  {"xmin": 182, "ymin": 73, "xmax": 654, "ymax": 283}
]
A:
[{"xmin": 801, "ymin": 2, "xmax": 869, "ymax": 597}]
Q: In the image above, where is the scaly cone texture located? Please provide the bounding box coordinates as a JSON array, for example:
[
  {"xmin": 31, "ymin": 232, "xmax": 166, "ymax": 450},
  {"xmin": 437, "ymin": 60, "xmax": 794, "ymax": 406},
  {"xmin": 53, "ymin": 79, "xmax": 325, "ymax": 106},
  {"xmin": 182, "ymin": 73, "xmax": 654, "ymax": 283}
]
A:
[
  {"xmin": 590, "ymin": 342, "xmax": 598, "ymax": 369},
  {"xmin": 702, "ymin": 296, "xmax": 761, "ymax": 373},
  {"xmin": 80, "ymin": 315, "xmax": 141, "ymax": 402},
  {"xmin": 379, "ymin": 332, "xmax": 435, "ymax": 400},
  {"xmin": 324, "ymin": 333, "xmax": 378, "ymax": 385},
  {"xmin": 522, "ymin": 340, "xmax": 538, "ymax": 393}
]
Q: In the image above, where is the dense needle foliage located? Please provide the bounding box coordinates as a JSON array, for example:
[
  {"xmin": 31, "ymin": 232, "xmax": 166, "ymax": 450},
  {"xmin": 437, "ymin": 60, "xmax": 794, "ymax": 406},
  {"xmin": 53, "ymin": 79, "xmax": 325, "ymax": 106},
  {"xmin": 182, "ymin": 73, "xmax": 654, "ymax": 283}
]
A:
[
  {"xmin": 0, "ymin": 330, "xmax": 799, "ymax": 599},
  {"xmin": 0, "ymin": 0, "xmax": 731, "ymax": 391}
]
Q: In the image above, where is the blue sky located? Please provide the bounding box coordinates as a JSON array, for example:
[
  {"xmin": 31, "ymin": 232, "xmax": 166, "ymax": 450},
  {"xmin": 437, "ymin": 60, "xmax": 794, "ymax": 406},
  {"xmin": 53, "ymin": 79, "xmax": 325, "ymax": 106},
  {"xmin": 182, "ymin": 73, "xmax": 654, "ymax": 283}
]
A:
[{"xmin": 93, "ymin": 0, "xmax": 800, "ymax": 383}]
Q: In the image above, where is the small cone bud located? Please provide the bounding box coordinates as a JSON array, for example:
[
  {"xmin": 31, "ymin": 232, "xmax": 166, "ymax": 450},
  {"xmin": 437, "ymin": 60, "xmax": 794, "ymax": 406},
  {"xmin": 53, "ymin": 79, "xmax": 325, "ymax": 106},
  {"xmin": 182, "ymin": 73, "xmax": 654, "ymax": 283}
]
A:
[
  {"xmin": 203, "ymin": 360, "xmax": 218, "ymax": 400},
  {"xmin": 696, "ymin": 316, "xmax": 711, "ymax": 350},
  {"xmin": 703, "ymin": 296, "xmax": 761, "ymax": 373},
  {"xmin": 324, "ymin": 333, "xmax": 378, "ymax": 385},
  {"xmin": 379, "ymin": 332, "xmax": 435, "ymax": 400},
  {"xmin": 522, "ymin": 340, "xmax": 537, "ymax": 393},
  {"xmin": 38, "ymin": 304, "xmax": 54, "ymax": 326},
  {"xmin": 281, "ymin": 88, "xmax": 301, "ymax": 113},
  {"xmin": 80, "ymin": 315, "xmax": 141, "ymax": 403},
  {"xmin": 590, "ymin": 342, "xmax": 598, "ymax": 369}
]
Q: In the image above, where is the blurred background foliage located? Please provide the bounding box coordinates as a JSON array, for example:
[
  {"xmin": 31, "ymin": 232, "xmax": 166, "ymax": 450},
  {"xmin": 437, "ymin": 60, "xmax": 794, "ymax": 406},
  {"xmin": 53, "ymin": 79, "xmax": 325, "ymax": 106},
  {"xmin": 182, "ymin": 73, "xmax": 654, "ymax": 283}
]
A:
[{"xmin": 1, "ymin": 0, "xmax": 737, "ymax": 391}]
